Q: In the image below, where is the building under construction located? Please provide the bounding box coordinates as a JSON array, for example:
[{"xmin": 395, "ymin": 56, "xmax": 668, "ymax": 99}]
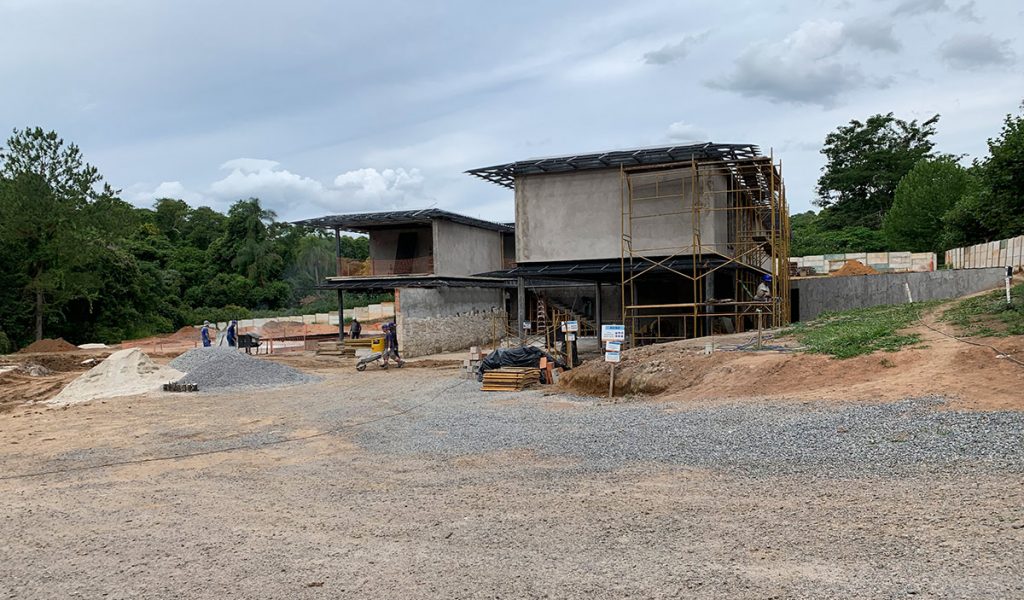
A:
[{"xmin": 468, "ymin": 142, "xmax": 790, "ymax": 346}]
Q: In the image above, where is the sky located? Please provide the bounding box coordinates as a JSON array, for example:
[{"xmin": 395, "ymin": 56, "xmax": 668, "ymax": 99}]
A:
[{"xmin": 1, "ymin": 0, "xmax": 1021, "ymax": 223}]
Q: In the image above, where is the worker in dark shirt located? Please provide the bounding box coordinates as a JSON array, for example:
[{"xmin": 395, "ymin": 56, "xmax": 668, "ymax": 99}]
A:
[
  {"xmin": 226, "ymin": 320, "xmax": 238, "ymax": 347},
  {"xmin": 350, "ymin": 318, "xmax": 361, "ymax": 340},
  {"xmin": 201, "ymin": 321, "xmax": 212, "ymax": 347},
  {"xmin": 382, "ymin": 322, "xmax": 403, "ymax": 368}
]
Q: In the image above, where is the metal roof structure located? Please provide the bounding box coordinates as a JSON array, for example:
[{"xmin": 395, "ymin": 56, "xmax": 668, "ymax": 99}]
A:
[
  {"xmin": 466, "ymin": 142, "xmax": 763, "ymax": 189},
  {"xmin": 474, "ymin": 256, "xmax": 769, "ymax": 284},
  {"xmin": 317, "ymin": 275, "xmax": 513, "ymax": 292},
  {"xmin": 293, "ymin": 209, "xmax": 513, "ymax": 233}
]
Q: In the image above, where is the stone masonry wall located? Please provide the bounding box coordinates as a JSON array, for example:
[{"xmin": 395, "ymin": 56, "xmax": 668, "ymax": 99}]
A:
[{"xmin": 395, "ymin": 287, "xmax": 506, "ymax": 357}]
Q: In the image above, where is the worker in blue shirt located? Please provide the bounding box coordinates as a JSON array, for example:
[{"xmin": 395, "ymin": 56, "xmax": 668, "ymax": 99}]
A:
[
  {"xmin": 201, "ymin": 321, "xmax": 212, "ymax": 347},
  {"xmin": 226, "ymin": 320, "xmax": 238, "ymax": 347}
]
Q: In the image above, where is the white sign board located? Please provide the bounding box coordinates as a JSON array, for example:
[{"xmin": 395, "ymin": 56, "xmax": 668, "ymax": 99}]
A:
[
  {"xmin": 605, "ymin": 341, "xmax": 622, "ymax": 352},
  {"xmin": 604, "ymin": 351, "xmax": 621, "ymax": 363},
  {"xmin": 563, "ymin": 320, "xmax": 579, "ymax": 333},
  {"xmin": 566, "ymin": 333, "xmax": 576, "ymax": 342},
  {"xmin": 601, "ymin": 324, "xmax": 625, "ymax": 342},
  {"xmin": 522, "ymin": 321, "xmax": 532, "ymax": 331}
]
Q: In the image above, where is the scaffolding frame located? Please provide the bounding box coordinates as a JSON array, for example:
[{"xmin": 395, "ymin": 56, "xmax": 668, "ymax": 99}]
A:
[{"xmin": 620, "ymin": 153, "xmax": 790, "ymax": 346}]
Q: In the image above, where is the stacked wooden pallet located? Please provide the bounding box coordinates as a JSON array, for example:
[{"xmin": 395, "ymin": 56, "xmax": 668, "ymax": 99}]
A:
[
  {"xmin": 481, "ymin": 367, "xmax": 541, "ymax": 392},
  {"xmin": 315, "ymin": 341, "xmax": 355, "ymax": 357}
]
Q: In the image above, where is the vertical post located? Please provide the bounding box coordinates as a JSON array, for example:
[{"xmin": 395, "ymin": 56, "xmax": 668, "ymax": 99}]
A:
[
  {"xmin": 517, "ymin": 276, "xmax": 526, "ymax": 345},
  {"xmin": 756, "ymin": 309, "xmax": 763, "ymax": 350},
  {"xmin": 609, "ymin": 364, "xmax": 615, "ymax": 398},
  {"xmin": 334, "ymin": 227, "xmax": 345, "ymax": 345},
  {"xmin": 595, "ymin": 282, "xmax": 603, "ymax": 337}
]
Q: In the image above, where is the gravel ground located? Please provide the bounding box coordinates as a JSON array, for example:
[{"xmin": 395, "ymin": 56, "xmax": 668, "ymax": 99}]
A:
[
  {"xmin": 170, "ymin": 347, "xmax": 319, "ymax": 390},
  {"xmin": 1, "ymin": 370, "xmax": 1022, "ymax": 599}
]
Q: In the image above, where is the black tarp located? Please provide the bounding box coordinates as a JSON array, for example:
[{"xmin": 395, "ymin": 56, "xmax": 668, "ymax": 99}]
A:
[{"xmin": 476, "ymin": 346, "xmax": 567, "ymax": 383}]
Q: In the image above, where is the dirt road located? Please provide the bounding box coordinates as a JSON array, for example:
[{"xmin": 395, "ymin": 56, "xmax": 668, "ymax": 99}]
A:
[{"xmin": 2, "ymin": 368, "xmax": 1022, "ymax": 598}]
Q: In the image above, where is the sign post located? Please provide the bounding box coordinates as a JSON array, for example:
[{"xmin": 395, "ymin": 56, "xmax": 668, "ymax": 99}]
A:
[{"xmin": 601, "ymin": 325, "xmax": 626, "ymax": 398}]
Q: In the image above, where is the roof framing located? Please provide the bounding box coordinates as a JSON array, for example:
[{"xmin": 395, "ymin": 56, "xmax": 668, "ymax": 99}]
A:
[
  {"xmin": 293, "ymin": 209, "xmax": 513, "ymax": 233},
  {"xmin": 466, "ymin": 142, "xmax": 763, "ymax": 189}
]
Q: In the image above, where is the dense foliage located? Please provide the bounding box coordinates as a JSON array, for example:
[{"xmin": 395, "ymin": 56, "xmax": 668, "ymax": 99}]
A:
[
  {"xmin": 0, "ymin": 128, "xmax": 373, "ymax": 350},
  {"xmin": 798, "ymin": 103, "xmax": 1024, "ymax": 257}
]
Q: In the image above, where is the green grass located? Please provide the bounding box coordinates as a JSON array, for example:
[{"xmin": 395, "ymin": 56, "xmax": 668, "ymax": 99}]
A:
[
  {"xmin": 940, "ymin": 282, "xmax": 1024, "ymax": 337},
  {"xmin": 785, "ymin": 301, "xmax": 939, "ymax": 359}
]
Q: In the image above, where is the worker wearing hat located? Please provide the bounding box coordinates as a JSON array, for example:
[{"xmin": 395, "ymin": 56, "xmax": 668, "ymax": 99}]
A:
[
  {"xmin": 755, "ymin": 274, "xmax": 772, "ymax": 302},
  {"xmin": 201, "ymin": 321, "xmax": 213, "ymax": 347}
]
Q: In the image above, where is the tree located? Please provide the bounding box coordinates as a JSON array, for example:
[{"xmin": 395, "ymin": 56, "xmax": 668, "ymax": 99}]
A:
[
  {"xmin": 883, "ymin": 157, "xmax": 970, "ymax": 253},
  {"xmin": 976, "ymin": 103, "xmax": 1024, "ymax": 239},
  {"xmin": 790, "ymin": 211, "xmax": 887, "ymax": 256},
  {"xmin": 0, "ymin": 128, "xmax": 115, "ymax": 341},
  {"xmin": 816, "ymin": 113, "xmax": 940, "ymax": 229}
]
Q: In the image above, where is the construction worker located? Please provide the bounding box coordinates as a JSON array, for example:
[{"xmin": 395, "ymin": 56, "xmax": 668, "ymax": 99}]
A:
[
  {"xmin": 349, "ymin": 318, "xmax": 361, "ymax": 340},
  {"xmin": 226, "ymin": 320, "xmax": 238, "ymax": 347},
  {"xmin": 381, "ymin": 322, "xmax": 403, "ymax": 368},
  {"xmin": 755, "ymin": 274, "xmax": 772, "ymax": 302},
  {"xmin": 201, "ymin": 321, "xmax": 212, "ymax": 347}
]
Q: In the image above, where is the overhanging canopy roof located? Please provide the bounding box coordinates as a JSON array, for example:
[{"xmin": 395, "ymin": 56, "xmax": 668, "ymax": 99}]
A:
[
  {"xmin": 317, "ymin": 275, "xmax": 512, "ymax": 292},
  {"xmin": 466, "ymin": 142, "xmax": 762, "ymax": 189},
  {"xmin": 294, "ymin": 209, "xmax": 513, "ymax": 234}
]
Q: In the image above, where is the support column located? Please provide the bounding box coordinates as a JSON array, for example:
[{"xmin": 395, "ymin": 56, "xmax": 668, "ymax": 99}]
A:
[
  {"xmin": 334, "ymin": 227, "xmax": 345, "ymax": 345},
  {"xmin": 517, "ymin": 276, "xmax": 526, "ymax": 345},
  {"xmin": 595, "ymin": 282, "xmax": 603, "ymax": 336}
]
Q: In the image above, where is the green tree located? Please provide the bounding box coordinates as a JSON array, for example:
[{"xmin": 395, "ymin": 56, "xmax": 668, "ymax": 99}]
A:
[
  {"xmin": 0, "ymin": 126, "xmax": 114, "ymax": 342},
  {"xmin": 976, "ymin": 103, "xmax": 1024, "ymax": 239},
  {"xmin": 816, "ymin": 113, "xmax": 940, "ymax": 230},
  {"xmin": 883, "ymin": 157, "xmax": 970, "ymax": 253},
  {"xmin": 790, "ymin": 211, "xmax": 887, "ymax": 256}
]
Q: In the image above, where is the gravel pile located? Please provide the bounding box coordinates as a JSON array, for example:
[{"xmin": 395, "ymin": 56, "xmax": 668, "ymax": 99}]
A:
[
  {"xmin": 355, "ymin": 388, "xmax": 1024, "ymax": 477},
  {"xmin": 170, "ymin": 347, "xmax": 318, "ymax": 391}
]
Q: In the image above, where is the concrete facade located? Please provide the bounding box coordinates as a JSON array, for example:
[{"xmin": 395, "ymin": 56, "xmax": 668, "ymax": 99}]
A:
[
  {"xmin": 368, "ymin": 226, "xmax": 433, "ymax": 267},
  {"xmin": 432, "ymin": 220, "xmax": 504, "ymax": 276},
  {"xmin": 395, "ymin": 287, "xmax": 506, "ymax": 357},
  {"xmin": 514, "ymin": 168, "xmax": 732, "ymax": 263},
  {"xmin": 792, "ymin": 268, "xmax": 1007, "ymax": 322}
]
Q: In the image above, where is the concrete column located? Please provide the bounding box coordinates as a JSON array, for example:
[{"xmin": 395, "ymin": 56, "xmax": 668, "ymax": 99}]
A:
[
  {"xmin": 334, "ymin": 227, "xmax": 345, "ymax": 345},
  {"xmin": 595, "ymin": 282, "xmax": 603, "ymax": 336},
  {"xmin": 517, "ymin": 277, "xmax": 526, "ymax": 345}
]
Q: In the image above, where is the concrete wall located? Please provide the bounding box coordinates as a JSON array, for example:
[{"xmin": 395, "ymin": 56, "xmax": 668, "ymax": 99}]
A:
[
  {"xmin": 515, "ymin": 168, "xmax": 730, "ymax": 263},
  {"xmin": 432, "ymin": 220, "xmax": 504, "ymax": 276},
  {"xmin": 395, "ymin": 287, "xmax": 505, "ymax": 357},
  {"xmin": 946, "ymin": 235, "xmax": 1024, "ymax": 270},
  {"xmin": 793, "ymin": 252, "xmax": 936, "ymax": 274},
  {"xmin": 368, "ymin": 226, "xmax": 432, "ymax": 262},
  {"xmin": 792, "ymin": 268, "xmax": 1007, "ymax": 322}
]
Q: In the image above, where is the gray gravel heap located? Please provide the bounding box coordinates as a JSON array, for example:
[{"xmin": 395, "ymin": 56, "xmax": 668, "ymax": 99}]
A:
[
  {"xmin": 170, "ymin": 347, "xmax": 318, "ymax": 391},
  {"xmin": 354, "ymin": 386, "xmax": 1024, "ymax": 477}
]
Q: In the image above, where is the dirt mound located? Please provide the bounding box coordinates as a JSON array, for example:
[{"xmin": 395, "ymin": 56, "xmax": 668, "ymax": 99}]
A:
[
  {"xmin": 49, "ymin": 348, "xmax": 182, "ymax": 406},
  {"xmin": 559, "ymin": 327, "xmax": 1024, "ymax": 411},
  {"xmin": 832, "ymin": 259, "xmax": 879, "ymax": 277},
  {"xmin": 18, "ymin": 338, "xmax": 79, "ymax": 353}
]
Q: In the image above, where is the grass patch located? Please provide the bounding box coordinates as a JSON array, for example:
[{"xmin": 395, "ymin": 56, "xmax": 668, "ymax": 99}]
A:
[
  {"xmin": 940, "ymin": 282, "xmax": 1024, "ymax": 337},
  {"xmin": 785, "ymin": 301, "xmax": 938, "ymax": 359}
]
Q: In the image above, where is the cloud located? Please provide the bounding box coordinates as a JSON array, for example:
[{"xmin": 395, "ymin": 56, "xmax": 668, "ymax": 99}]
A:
[
  {"xmin": 333, "ymin": 168, "xmax": 426, "ymax": 204},
  {"xmin": 954, "ymin": 1, "xmax": 981, "ymax": 22},
  {"xmin": 843, "ymin": 20, "xmax": 902, "ymax": 53},
  {"xmin": 128, "ymin": 162, "xmax": 430, "ymax": 219},
  {"xmin": 890, "ymin": 0, "xmax": 948, "ymax": 16},
  {"xmin": 643, "ymin": 31, "xmax": 710, "ymax": 65},
  {"xmin": 665, "ymin": 121, "xmax": 709, "ymax": 143},
  {"xmin": 939, "ymin": 34, "xmax": 1015, "ymax": 69},
  {"xmin": 708, "ymin": 20, "xmax": 869, "ymax": 107}
]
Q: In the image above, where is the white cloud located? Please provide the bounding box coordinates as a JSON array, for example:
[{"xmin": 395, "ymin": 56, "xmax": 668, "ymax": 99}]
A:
[
  {"xmin": 643, "ymin": 30, "xmax": 711, "ymax": 65},
  {"xmin": 939, "ymin": 34, "xmax": 1016, "ymax": 69},
  {"xmin": 333, "ymin": 167, "xmax": 426, "ymax": 203},
  {"xmin": 954, "ymin": 1, "xmax": 981, "ymax": 22},
  {"xmin": 665, "ymin": 121, "xmax": 709, "ymax": 143},
  {"xmin": 708, "ymin": 20, "xmax": 870, "ymax": 107},
  {"xmin": 218, "ymin": 158, "xmax": 281, "ymax": 173},
  {"xmin": 843, "ymin": 20, "xmax": 902, "ymax": 52}
]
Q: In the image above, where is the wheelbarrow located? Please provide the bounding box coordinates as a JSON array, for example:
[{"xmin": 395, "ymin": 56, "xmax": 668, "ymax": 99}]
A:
[{"xmin": 355, "ymin": 351, "xmax": 404, "ymax": 371}]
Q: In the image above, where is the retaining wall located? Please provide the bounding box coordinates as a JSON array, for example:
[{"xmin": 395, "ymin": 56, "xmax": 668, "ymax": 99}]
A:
[
  {"xmin": 792, "ymin": 251, "xmax": 936, "ymax": 275},
  {"xmin": 946, "ymin": 235, "xmax": 1024, "ymax": 270},
  {"xmin": 792, "ymin": 268, "xmax": 1007, "ymax": 322},
  {"xmin": 395, "ymin": 287, "xmax": 506, "ymax": 357}
]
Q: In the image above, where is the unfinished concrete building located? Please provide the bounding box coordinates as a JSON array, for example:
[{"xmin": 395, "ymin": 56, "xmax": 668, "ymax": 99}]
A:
[
  {"xmin": 295, "ymin": 210, "xmax": 514, "ymax": 357},
  {"xmin": 468, "ymin": 143, "xmax": 791, "ymax": 345}
]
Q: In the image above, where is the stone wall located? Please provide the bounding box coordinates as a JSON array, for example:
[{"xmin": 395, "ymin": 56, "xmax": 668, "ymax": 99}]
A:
[{"xmin": 395, "ymin": 287, "xmax": 506, "ymax": 357}]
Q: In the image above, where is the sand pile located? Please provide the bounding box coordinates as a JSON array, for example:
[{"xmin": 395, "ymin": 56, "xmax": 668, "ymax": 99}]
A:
[
  {"xmin": 832, "ymin": 260, "xmax": 879, "ymax": 277},
  {"xmin": 170, "ymin": 347, "xmax": 318, "ymax": 391},
  {"xmin": 18, "ymin": 338, "xmax": 79, "ymax": 353},
  {"xmin": 49, "ymin": 348, "xmax": 183, "ymax": 406}
]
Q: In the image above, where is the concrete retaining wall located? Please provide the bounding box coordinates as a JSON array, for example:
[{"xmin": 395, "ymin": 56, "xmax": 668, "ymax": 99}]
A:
[
  {"xmin": 395, "ymin": 287, "xmax": 505, "ymax": 357},
  {"xmin": 793, "ymin": 268, "xmax": 1007, "ymax": 322},
  {"xmin": 792, "ymin": 251, "xmax": 936, "ymax": 274},
  {"xmin": 946, "ymin": 235, "xmax": 1024, "ymax": 270}
]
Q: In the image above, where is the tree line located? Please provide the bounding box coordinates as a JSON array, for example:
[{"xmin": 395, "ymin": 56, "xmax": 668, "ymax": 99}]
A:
[
  {"xmin": 0, "ymin": 127, "xmax": 377, "ymax": 352},
  {"xmin": 792, "ymin": 103, "xmax": 1024, "ymax": 258}
]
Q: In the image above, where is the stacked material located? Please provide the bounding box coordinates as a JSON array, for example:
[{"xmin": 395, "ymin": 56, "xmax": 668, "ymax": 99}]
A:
[
  {"xmin": 481, "ymin": 367, "xmax": 541, "ymax": 392},
  {"xmin": 315, "ymin": 341, "xmax": 355, "ymax": 357},
  {"xmin": 49, "ymin": 348, "xmax": 183, "ymax": 406},
  {"xmin": 18, "ymin": 338, "xmax": 79, "ymax": 353},
  {"xmin": 170, "ymin": 347, "xmax": 318, "ymax": 391}
]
